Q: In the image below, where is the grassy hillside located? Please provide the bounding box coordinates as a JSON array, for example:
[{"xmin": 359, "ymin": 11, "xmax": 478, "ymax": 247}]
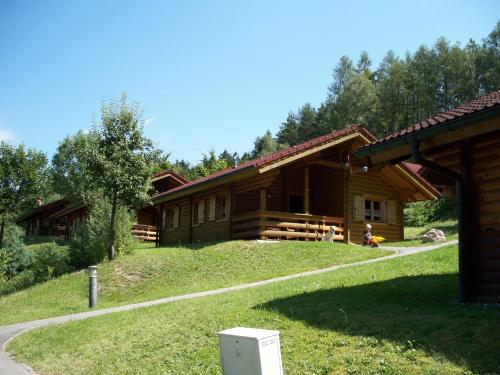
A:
[
  {"xmin": 0, "ymin": 240, "xmax": 389, "ymax": 326},
  {"xmin": 8, "ymin": 245, "xmax": 500, "ymax": 374}
]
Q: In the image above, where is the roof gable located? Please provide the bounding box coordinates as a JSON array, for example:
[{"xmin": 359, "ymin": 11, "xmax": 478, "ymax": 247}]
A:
[
  {"xmin": 154, "ymin": 125, "xmax": 377, "ymax": 202},
  {"xmin": 356, "ymin": 90, "xmax": 500, "ymax": 158}
]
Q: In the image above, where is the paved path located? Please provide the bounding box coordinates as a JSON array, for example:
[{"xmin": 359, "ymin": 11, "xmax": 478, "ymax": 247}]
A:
[{"xmin": 0, "ymin": 240, "xmax": 457, "ymax": 375}]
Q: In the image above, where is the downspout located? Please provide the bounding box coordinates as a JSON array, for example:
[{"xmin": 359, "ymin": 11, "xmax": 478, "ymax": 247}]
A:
[{"xmin": 409, "ymin": 139, "xmax": 468, "ymax": 303}]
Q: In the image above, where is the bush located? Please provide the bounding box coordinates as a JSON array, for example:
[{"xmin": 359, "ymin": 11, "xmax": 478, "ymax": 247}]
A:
[
  {"xmin": 68, "ymin": 199, "xmax": 136, "ymax": 269},
  {"xmin": 404, "ymin": 196, "xmax": 458, "ymax": 227},
  {"xmin": 69, "ymin": 223, "xmax": 103, "ymax": 269},
  {"xmin": 31, "ymin": 242, "xmax": 70, "ymax": 282},
  {"xmin": 1, "ymin": 224, "xmax": 31, "ymax": 278},
  {"xmin": 0, "ymin": 270, "xmax": 35, "ymax": 296},
  {"xmin": 0, "ymin": 250, "xmax": 8, "ymax": 282}
]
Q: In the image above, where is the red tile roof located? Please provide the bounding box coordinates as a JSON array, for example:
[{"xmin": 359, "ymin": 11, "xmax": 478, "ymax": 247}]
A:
[
  {"xmin": 362, "ymin": 89, "xmax": 500, "ymax": 149},
  {"xmin": 402, "ymin": 162, "xmax": 423, "ymax": 175},
  {"xmin": 401, "ymin": 162, "xmax": 440, "ymax": 197},
  {"xmin": 16, "ymin": 198, "xmax": 68, "ymax": 223},
  {"xmin": 152, "ymin": 169, "xmax": 189, "ymax": 183},
  {"xmin": 155, "ymin": 125, "xmax": 375, "ymax": 200}
]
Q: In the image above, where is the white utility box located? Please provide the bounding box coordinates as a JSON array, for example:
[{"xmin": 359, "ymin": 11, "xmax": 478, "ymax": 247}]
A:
[{"xmin": 218, "ymin": 327, "xmax": 283, "ymax": 375}]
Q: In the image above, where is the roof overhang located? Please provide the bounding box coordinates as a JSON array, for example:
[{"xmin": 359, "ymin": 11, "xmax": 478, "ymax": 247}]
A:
[
  {"xmin": 353, "ymin": 106, "xmax": 500, "ymax": 165},
  {"xmin": 50, "ymin": 201, "xmax": 87, "ymax": 219},
  {"xmin": 153, "ymin": 164, "xmax": 258, "ymax": 204},
  {"xmin": 153, "ymin": 128, "xmax": 375, "ymax": 205}
]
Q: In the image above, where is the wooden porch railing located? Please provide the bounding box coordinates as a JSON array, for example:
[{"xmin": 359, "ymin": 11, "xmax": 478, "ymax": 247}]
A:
[
  {"xmin": 231, "ymin": 210, "xmax": 344, "ymax": 241},
  {"xmin": 131, "ymin": 224, "xmax": 157, "ymax": 241}
]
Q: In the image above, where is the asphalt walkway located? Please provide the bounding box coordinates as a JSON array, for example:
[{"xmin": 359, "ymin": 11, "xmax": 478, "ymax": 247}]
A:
[{"xmin": 0, "ymin": 240, "xmax": 457, "ymax": 375}]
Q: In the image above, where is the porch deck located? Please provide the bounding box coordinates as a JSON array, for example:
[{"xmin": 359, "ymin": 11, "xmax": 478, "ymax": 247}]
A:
[
  {"xmin": 131, "ymin": 224, "xmax": 157, "ymax": 242},
  {"xmin": 232, "ymin": 210, "xmax": 344, "ymax": 241}
]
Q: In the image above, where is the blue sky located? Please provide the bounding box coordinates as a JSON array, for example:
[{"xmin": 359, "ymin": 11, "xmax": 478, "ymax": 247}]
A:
[{"xmin": 0, "ymin": 1, "xmax": 498, "ymax": 163}]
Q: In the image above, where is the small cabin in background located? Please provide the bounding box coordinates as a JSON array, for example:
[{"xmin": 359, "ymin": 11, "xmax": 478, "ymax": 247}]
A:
[
  {"xmin": 132, "ymin": 170, "xmax": 188, "ymax": 241},
  {"xmin": 353, "ymin": 89, "xmax": 500, "ymax": 303},
  {"xmin": 15, "ymin": 198, "xmax": 68, "ymax": 237},
  {"xmin": 49, "ymin": 201, "xmax": 89, "ymax": 239},
  {"xmin": 153, "ymin": 125, "xmax": 438, "ymax": 245},
  {"xmin": 16, "ymin": 169, "xmax": 188, "ymax": 241}
]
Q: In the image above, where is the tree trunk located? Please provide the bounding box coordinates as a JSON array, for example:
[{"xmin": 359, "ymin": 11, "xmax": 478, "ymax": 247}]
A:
[
  {"xmin": 0, "ymin": 219, "xmax": 4, "ymax": 249},
  {"xmin": 108, "ymin": 194, "xmax": 118, "ymax": 260}
]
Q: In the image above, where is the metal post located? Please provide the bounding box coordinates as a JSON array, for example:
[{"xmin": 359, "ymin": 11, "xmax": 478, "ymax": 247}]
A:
[{"xmin": 89, "ymin": 266, "xmax": 97, "ymax": 308}]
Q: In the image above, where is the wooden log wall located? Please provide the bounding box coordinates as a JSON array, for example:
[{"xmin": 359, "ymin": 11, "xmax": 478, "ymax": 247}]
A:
[
  {"xmin": 470, "ymin": 129, "xmax": 500, "ymax": 301},
  {"xmin": 346, "ymin": 170, "xmax": 404, "ymax": 244},
  {"xmin": 424, "ymin": 128, "xmax": 500, "ymax": 302},
  {"xmin": 159, "ymin": 197, "xmax": 191, "ymax": 244},
  {"xmin": 310, "ymin": 165, "xmax": 344, "ymax": 217}
]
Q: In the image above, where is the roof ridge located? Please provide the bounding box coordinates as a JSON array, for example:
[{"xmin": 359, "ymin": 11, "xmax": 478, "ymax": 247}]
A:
[
  {"xmin": 154, "ymin": 125, "xmax": 371, "ymax": 200},
  {"xmin": 363, "ymin": 89, "xmax": 500, "ymax": 149}
]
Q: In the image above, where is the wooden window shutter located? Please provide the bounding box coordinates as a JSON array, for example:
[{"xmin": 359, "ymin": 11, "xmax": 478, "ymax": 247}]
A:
[
  {"xmin": 387, "ymin": 200, "xmax": 397, "ymax": 225},
  {"xmin": 198, "ymin": 200, "xmax": 205, "ymax": 223},
  {"xmin": 380, "ymin": 200, "xmax": 387, "ymax": 222},
  {"xmin": 173, "ymin": 206, "xmax": 180, "ymax": 228},
  {"xmin": 161, "ymin": 207, "xmax": 166, "ymax": 230},
  {"xmin": 208, "ymin": 196, "xmax": 216, "ymax": 221},
  {"xmin": 225, "ymin": 193, "xmax": 231, "ymax": 218},
  {"xmin": 353, "ymin": 195, "xmax": 365, "ymax": 222}
]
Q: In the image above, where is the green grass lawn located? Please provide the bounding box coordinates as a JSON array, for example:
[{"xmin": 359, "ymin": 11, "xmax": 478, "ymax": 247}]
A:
[
  {"xmin": 8, "ymin": 245, "xmax": 500, "ymax": 374},
  {"xmin": 385, "ymin": 220, "xmax": 458, "ymax": 247},
  {"xmin": 0, "ymin": 240, "xmax": 389, "ymax": 326}
]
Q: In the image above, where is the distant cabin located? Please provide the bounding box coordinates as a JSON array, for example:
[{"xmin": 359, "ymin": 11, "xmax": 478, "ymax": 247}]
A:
[
  {"xmin": 354, "ymin": 89, "xmax": 500, "ymax": 303},
  {"xmin": 16, "ymin": 170, "xmax": 188, "ymax": 241},
  {"xmin": 15, "ymin": 198, "xmax": 68, "ymax": 237},
  {"xmin": 154, "ymin": 125, "xmax": 437, "ymax": 245}
]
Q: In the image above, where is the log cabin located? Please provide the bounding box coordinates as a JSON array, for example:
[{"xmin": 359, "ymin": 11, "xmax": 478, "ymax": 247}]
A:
[
  {"xmin": 353, "ymin": 89, "xmax": 500, "ymax": 303},
  {"xmin": 16, "ymin": 169, "xmax": 187, "ymax": 241},
  {"xmin": 154, "ymin": 125, "xmax": 438, "ymax": 245},
  {"xmin": 15, "ymin": 198, "xmax": 68, "ymax": 237}
]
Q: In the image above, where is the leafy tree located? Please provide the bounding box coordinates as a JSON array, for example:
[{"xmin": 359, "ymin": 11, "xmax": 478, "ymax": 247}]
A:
[
  {"xmin": 277, "ymin": 112, "xmax": 300, "ymax": 146},
  {"xmin": 85, "ymin": 93, "xmax": 157, "ymax": 260},
  {"xmin": 218, "ymin": 150, "xmax": 240, "ymax": 168},
  {"xmin": 171, "ymin": 159, "xmax": 197, "ymax": 181},
  {"xmin": 336, "ymin": 74, "xmax": 381, "ymax": 135},
  {"xmin": 51, "ymin": 131, "xmax": 97, "ymax": 203},
  {"xmin": 193, "ymin": 150, "xmax": 229, "ymax": 177},
  {"xmin": 1, "ymin": 224, "xmax": 31, "ymax": 278},
  {"xmin": 328, "ymin": 55, "xmax": 354, "ymax": 101},
  {"xmin": 251, "ymin": 130, "xmax": 281, "ymax": 158},
  {"xmin": 69, "ymin": 199, "xmax": 135, "ymax": 268},
  {"xmin": 279, "ymin": 21, "xmax": 500, "ymax": 144},
  {"xmin": 356, "ymin": 50, "xmax": 372, "ymax": 75},
  {"xmin": 0, "ymin": 142, "xmax": 50, "ymax": 246}
]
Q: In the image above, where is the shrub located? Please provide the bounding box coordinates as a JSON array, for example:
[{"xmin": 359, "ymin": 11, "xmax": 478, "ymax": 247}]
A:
[
  {"xmin": 69, "ymin": 223, "xmax": 103, "ymax": 269},
  {"xmin": 69, "ymin": 199, "xmax": 136, "ymax": 269},
  {"xmin": 1, "ymin": 224, "xmax": 31, "ymax": 278},
  {"xmin": 31, "ymin": 242, "xmax": 70, "ymax": 282},
  {"xmin": 0, "ymin": 270, "xmax": 36, "ymax": 296},
  {"xmin": 404, "ymin": 196, "xmax": 458, "ymax": 227},
  {"xmin": 0, "ymin": 249, "xmax": 8, "ymax": 282}
]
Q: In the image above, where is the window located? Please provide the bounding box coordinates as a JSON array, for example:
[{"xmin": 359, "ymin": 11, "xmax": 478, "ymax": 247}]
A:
[
  {"xmin": 163, "ymin": 206, "xmax": 180, "ymax": 230},
  {"xmin": 192, "ymin": 200, "xmax": 205, "ymax": 225},
  {"xmin": 365, "ymin": 200, "xmax": 382, "ymax": 222},
  {"xmin": 354, "ymin": 195, "xmax": 397, "ymax": 224},
  {"xmin": 216, "ymin": 194, "xmax": 230, "ymax": 220}
]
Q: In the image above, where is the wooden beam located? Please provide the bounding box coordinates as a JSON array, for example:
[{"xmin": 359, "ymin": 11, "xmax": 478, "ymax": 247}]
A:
[
  {"xmin": 260, "ymin": 189, "xmax": 267, "ymax": 211},
  {"xmin": 304, "ymin": 166, "xmax": 310, "ymax": 214},
  {"xmin": 310, "ymin": 159, "xmax": 346, "ymax": 169},
  {"xmin": 368, "ymin": 116, "xmax": 500, "ymax": 165},
  {"xmin": 258, "ymin": 132, "xmax": 360, "ymax": 173}
]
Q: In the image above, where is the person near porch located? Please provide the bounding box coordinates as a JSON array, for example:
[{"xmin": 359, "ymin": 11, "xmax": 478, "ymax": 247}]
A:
[{"xmin": 363, "ymin": 224, "xmax": 379, "ymax": 247}]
